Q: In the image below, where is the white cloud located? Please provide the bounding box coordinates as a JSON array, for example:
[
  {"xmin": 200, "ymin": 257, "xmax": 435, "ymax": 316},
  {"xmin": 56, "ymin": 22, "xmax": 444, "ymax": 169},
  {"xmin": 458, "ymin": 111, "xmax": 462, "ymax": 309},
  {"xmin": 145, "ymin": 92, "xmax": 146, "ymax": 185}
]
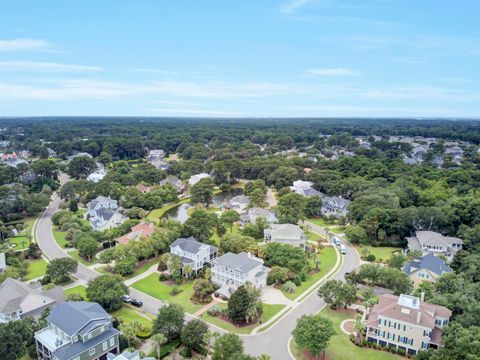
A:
[
  {"xmin": 306, "ymin": 67, "xmax": 362, "ymax": 77},
  {"xmin": 0, "ymin": 38, "xmax": 52, "ymax": 52},
  {"xmin": 280, "ymin": 0, "xmax": 310, "ymax": 14},
  {"xmin": 0, "ymin": 61, "xmax": 102, "ymax": 72}
]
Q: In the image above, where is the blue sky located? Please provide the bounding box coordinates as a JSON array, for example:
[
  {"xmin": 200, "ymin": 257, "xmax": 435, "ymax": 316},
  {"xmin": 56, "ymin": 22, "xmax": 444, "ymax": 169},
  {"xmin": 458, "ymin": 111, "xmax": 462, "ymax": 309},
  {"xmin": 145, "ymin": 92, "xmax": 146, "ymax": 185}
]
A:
[{"xmin": 0, "ymin": 0, "xmax": 479, "ymax": 117}]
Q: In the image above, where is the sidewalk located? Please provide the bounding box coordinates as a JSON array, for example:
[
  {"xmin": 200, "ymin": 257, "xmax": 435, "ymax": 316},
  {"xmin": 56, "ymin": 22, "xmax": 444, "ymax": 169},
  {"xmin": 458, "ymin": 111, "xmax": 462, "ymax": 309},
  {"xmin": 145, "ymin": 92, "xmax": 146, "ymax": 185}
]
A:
[
  {"xmin": 125, "ymin": 263, "xmax": 160, "ymax": 287},
  {"xmin": 193, "ymin": 298, "xmax": 221, "ymax": 317}
]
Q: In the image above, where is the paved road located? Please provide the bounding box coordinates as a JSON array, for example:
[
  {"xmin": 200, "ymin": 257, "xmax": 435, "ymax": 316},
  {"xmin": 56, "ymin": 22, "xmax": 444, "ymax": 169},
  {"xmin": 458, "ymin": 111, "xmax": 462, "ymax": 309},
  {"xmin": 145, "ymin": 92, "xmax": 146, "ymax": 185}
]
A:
[
  {"xmin": 37, "ymin": 184, "xmax": 360, "ymax": 359},
  {"xmin": 242, "ymin": 234, "xmax": 360, "ymax": 359}
]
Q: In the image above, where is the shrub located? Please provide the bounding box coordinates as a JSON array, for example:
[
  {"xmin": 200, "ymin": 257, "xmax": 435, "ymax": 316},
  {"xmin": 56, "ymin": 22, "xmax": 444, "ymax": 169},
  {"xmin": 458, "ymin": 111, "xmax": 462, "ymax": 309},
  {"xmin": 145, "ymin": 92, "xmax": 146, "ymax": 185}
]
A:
[
  {"xmin": 293, "ymin": 275, "xmax": 302, "ymax": 286},
  {"xmin": 300, "ymin": 272, "xmax": 307, "ymax": 281},
  {"xmin": 282, "ymin": 281, "xmax": 297, "ymax": 294},
  {"xmin": 366, "ymin": 254, "xmax": 376, "ymax": 262},
  {"xmin": 159, "ymin": 273, "xmax": 170, "ymax": 281},
  {"xmin": 207, "ymin": 304, "xmax": 221, "ymax": 316},
  {"xmin": 170, "ymin": 287, "xmax": 183, "ymax": 296}
]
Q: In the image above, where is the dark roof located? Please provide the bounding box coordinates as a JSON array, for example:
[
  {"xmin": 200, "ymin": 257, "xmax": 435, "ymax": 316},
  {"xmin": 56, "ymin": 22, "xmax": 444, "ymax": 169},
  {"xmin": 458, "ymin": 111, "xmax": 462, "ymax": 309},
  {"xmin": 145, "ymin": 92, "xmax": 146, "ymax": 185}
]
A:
[
  {"xmin": 95, "ymin": 207, "xmax": 115, "ymax": 221},
  {"xmin": 47, "ymin": 302, "xmax": 111, "ymax": 336},
  {"xmin": 403, "ymin": 254, "xmax": 453, "ymax": 276}
]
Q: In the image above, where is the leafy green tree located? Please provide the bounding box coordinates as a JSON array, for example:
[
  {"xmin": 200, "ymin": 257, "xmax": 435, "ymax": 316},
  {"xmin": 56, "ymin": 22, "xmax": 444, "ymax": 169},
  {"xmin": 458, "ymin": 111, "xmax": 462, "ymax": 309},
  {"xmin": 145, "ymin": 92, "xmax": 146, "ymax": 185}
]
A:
[
  {"xmin": 228, "ymin": 285, "xmax": 251, "ymax": 324},
  {"xmin": 303, "ymin": 196, "xmax": 322, "ymax": 217},
  {"xmin": 276, "ymin": 192, "xmax": 306, "ymax": 224},
  {"xmin": 114, "ymin": 256, "xmax": 137, "ymax": 275},
  {"xmin": 220, "ymin": 234, "xmax": 256, "ymax": 254},
  {"xmin": 248, "ymin": 188, "xmax": 268, "ymax": 208},
  {"xmin": 344, "ymin": 225, "xmax": 368, "ymax": 244},
  {"xmin": 292, "ymin": 315, "xmax": 335, "ymax": 359},
  {"xmin": 86, "ymin": 274, "xmax": 128, "ymax": 312},
  {"xmin": 68, "ymin": 198, "xmax": 78, "ymax": 212},
  {"xmin": 212, "ymin": 333, "xmax": 245, "ymax": 360},
  {"xmin": 190, "ymin": 178, "xmax": 215, "ymax": 206},
  {"xmin": 193, "ymin": 278, "xmax": 214, "ymax": 302},
  {"xmin": 46, "ymin": 257, "xmax": 78, "ymax": 284},
  {"xmin": 221, "ymin": 210, "xmax": 240, "ymax": 232},
  {"xmin": 181, "ymin": 209, "xmax": 218, "ymax": 242},
  {"xmin": 318, "ymin": 280, "xmax": 356, "ymax": 309},
  {"xmin": 0, "ymin": 318, "xmax": 35, "ymax": 360},
  {"xmin": 67, "ymin": 156, "xmax": 97, "ymax": 179},
  {"xmin": 181, "ymin": 319, "xmax": 209, "ymax": 353},
  {"xmin": 76, "ymin": 235, "xmax": 98, "ymax": 261},
  {"xmin": 153, "ymin": 304, "xmax": 185, "ymax": 341},
  {"xmin": 263, "ymin": 242, "xmax": 309, "ymax": 274},
  {"xmin": 388, "ymin": 253, "xmax": 407, "ymax": 269}
]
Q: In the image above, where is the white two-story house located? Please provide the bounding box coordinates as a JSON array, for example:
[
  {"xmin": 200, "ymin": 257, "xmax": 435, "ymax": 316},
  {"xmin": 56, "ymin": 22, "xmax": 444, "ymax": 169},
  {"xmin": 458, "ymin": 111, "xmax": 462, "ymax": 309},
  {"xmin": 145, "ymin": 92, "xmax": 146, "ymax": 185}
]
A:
[
  {"xmin": 35, "ymin": 301, "xmax": 119, "ymax": 360},
  {"xmin": 264, "ymin": 223, "xmax": 307, "ymax": 248},
  {"xmin": 169, "ymin": 237, "xmax": 218, "ymax": 274},
  {"xmin": 87, "ymin": 196, "xmax": 127, "ymax": 232},
  {"xmin": 211, "ymin": 252, "xmax": 268, "ymax": 298},
  {"xmin": 87, "ymin": 196, "xmax": 118, "ymax": 217}
]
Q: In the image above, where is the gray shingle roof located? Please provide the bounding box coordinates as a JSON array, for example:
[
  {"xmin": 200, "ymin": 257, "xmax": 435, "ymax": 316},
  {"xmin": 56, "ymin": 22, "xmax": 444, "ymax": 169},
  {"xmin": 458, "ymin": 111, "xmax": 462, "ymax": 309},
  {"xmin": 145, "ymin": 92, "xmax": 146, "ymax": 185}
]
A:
[
  {"xmin": 0, "ymin": 278, "xmax": 58, "ymax": 314},
  {"xmin": 403, "ymin": 254, "xmax": 453, "ymax": 276},
  {"xmin": 53, "ymin": 328, "xmax": 119, "ymax": 360},
  {"xmin": 213, "ymin": 252, "xmax": 263, "ymax": 274},
  {"xmin": 170, "ymin": 237, "xmax": 217, "ymax": 255},
  {"xmin": 47, "ymin": 301, "xmax": 111, "ymax": 336}
]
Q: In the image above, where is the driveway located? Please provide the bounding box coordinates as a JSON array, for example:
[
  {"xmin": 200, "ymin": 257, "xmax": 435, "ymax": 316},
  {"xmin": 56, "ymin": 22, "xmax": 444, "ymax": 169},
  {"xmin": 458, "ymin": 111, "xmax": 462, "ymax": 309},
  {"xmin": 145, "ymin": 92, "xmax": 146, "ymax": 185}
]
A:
[{"xmin": 261, "ymin": 286, "xmax": 294, "ymax": 306}]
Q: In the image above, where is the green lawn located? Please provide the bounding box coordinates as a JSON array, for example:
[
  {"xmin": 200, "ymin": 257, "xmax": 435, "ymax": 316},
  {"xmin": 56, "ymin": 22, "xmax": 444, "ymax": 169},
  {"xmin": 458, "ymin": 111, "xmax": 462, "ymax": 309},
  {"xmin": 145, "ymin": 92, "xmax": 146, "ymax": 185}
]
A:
[
  {"xmin": 200, "ymin": 303, "xmax": 286, "ymax": 334},
  {"xmin": 307, "ymin": 231, "xmax": 325, "ymax": 242},
  {"xmin": 69, "ymin": 249, "xmax": 99, "ymax": 266},
  {"xmin": 131, "ymin": 274, "xmax": 203, "ymax": 314},
  {"xmin": 329, "ymin": 226, "xmax": 346, "ymax": 234},
  {"xmin": 357, "ymin": 245, "xmax": 403, "ymax": 262},
  {"xmin": 308, "ymin": 218, "xmax": 338, "ymax": 227},
  {"xmin": 291, "ymin": 307, "xmax": 402, "ymax": 360},
  {"xmin": 65, "ymin": 285, "xmax": 87, "ymax": 299},
  {"xmin": 281, "ymin": 246, "xmax": 338, "ymax": 300},
  {"xmin": 25, "ymin": 258, "xmax": 48, "ymax": 280},
  {"xmin": 97, "ymin": 258, "xmax": 160, "ymax": 279},
  {"xmin": 53, "ymin": 230, "xmax": 69, "ymax": 248},
  {"xmin": 113, "ymin": 306, "xmax": 153, "ymax": 329},
  {"xmin": 8, "ymin": 236, "xmax": 30, "ymax": 251},
  {"xmin": 146, "ymin": 198, "xmax": 190, "ymax": 222},
  {"xmin": 210, "ymin": 223, "xmax": 240, "ymax": 245}
]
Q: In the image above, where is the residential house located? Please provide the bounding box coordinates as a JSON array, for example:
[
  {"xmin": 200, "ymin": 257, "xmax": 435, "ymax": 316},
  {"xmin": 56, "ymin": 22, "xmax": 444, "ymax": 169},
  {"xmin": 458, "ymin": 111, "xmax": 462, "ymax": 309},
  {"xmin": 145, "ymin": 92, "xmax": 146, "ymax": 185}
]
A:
[
  {"xmin": 159, "ymin": 176, "xmax": 185, "ymax": 192},
  {"xmin": 35, "ymin": 301, "xmax": 120, "ymax": 360},
  {"xmin": 211, "ymin": 252, "xmax": 268, "ymax": 298},
  {"xmin": 365, "ymin": 294, "xmax": 451, "ymax": 355},
  {"xmin": 146, "ymin": 149, "xmax": 170, "ymax": 170},
  {"xmin": 406, "ymin": 231, "xmax": 463, "ymax": 261},
  {"xmin": 2, "ymin": 152, "xmax": 28, "ymax": 167},
  {"xmin": 290, "ymin": 180, "xmax": 323, "ymax": 198},
  {"xmin": 264, "ymin": 223, "xmax": 307, "ymax": 248},
  {"xmin": 239, "ymin": 207, "xmax": 277, "ymax": 226},
  {"xmin": 47, "ymin": 148, "xmax": 57, "ymax": 158},
  {"xmin": 135, "ymin": 183, "xmax": 151, "ymax": 193},
  {"xmin": 228, "ymin": 195, "xmax": 250, "ymax": 213},
  {"xmin": 87, "ymin": 163, "xmax": 107, "ymax": 183},
  {"xmin": 68, "ymin": 152, "xmax": 93, "ymax": 162},
  {"xmin": 321, "ymin": 196, "xmax": 351, "ymax": 217},
  {"xmin": 402, "ymin": 254, "xmax": 452, "ymax": 287},
  {"xmin": 0, "ymin": 278, "xmax": 64, "ymax": 323},
  {"xmin": 107, "ymin": 350, "xmax": 154, "ymax": 360},
  {"xmin": 169, "ymin": 237, "xmax": 218, "ymax": 273},
  {"xmin": 432, "ymin": 155, "xmax": 444, "ymax": 167},
  {"xmin": 89, "ymin": 208, "xmax": 128, "ymax": 232},
  {"xmin": 115, "ymin": 222, "xmax": 156, "ymax": 245},
  {"xmin": 0, "ymin": 252, "xmax": 6, "ymax": 272},
  {"xmin": 188, "ymin": 173, "xmax": 211, "ymax": 186},
  {"xmin": 87, "ymin": 196, "xmax": 119, "ymax": 217}
]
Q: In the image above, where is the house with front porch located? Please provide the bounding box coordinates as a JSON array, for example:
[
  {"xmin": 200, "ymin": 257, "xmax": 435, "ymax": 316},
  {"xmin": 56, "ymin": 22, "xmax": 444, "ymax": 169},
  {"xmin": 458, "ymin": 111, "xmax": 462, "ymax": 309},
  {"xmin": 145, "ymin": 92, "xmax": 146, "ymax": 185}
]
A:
[
  {"xmin": 406, "ymin": 231, "xmax": 463, "ymax": 261},
  {"xmin": 169, "ymin": 237, "xmax": 218, "ymax": 273},
  {"xmin": 35, "ymin": 301, "xmax": 119, "ymax": 360}
]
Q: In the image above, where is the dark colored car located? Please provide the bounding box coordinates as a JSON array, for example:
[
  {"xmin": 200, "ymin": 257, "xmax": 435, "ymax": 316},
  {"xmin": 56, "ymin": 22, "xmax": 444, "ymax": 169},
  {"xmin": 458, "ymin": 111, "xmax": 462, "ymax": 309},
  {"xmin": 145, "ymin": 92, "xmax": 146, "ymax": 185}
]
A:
[{"xmin": 130, "ymin": 299, "xmax": 143, "ymax": 307}]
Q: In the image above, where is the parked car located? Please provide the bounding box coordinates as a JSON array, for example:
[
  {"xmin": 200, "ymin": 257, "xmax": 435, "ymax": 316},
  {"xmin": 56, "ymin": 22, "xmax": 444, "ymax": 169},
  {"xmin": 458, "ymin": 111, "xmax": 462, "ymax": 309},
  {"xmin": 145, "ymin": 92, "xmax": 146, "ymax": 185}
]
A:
[
  {"xmin": 123, "ymin": 295, "xmax": 132, "ymax": 303},
  {"xmin": 130, "ymin": 299, "xmax": 143, "ymax": 307}
]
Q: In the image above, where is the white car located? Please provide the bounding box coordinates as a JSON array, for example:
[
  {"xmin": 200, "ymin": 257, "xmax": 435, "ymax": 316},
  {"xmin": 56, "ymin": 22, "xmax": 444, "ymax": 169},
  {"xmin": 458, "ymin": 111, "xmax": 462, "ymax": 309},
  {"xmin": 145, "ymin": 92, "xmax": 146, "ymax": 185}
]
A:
[
  {"xmin": 123, "ymin": 295, "xmax": 132, "ymax": 303},
  {"xmin": 332, "ymin": 237, "xmax": 341, "ymax": 246},
  {"xmin": 340, "ymin": 244, "xmax": 347, "ymax": 254}
]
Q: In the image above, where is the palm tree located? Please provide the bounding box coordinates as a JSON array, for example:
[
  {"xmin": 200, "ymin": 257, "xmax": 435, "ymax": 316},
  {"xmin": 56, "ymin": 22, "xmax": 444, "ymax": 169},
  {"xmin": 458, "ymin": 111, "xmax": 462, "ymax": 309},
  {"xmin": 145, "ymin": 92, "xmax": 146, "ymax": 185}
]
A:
[
  {"xmin": 183, "ymin": 264, "xmax": 193, "ymax": 278},
  {"xmin": 257, "ymin": 355, "xmax": 271, "ymax": 360},
  {"xmin": 151, "ymin": 333, "xmax": 167, "ymax": 360},
  {"xmin": 120, "ymin": 321, "xmax": 140, "ymax": 349}
]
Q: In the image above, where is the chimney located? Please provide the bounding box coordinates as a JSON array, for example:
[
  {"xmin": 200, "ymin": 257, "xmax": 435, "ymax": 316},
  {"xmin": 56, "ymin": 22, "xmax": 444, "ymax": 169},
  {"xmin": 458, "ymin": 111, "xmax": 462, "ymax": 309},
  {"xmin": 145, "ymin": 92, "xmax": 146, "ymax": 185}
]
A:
[
  {"xmin": 420, "ymin": 292, "xmax": 425, "ymax": 302},
  {"xmin": 417, "ymin": 310, "xmax": 421, "ymax": 324}
]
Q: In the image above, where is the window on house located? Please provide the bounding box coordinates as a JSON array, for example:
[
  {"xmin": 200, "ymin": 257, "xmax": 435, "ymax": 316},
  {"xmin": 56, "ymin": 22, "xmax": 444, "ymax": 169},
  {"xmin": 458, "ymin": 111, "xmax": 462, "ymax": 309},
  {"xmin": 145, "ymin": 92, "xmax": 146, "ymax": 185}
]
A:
[
  {"xmin": 102, "ymin": 341, "xmax": 108, "ymax": 351},
  {"xmin": 109, "ymin": 337, "xmax": 115, "ymax": 347},
  {"xmin": 73, "ymin": 335, "xmax": 78, "ymax": 342},
  {"xmin": 89, "ymin": 348, "xmax": 95, "ymax": 356}
]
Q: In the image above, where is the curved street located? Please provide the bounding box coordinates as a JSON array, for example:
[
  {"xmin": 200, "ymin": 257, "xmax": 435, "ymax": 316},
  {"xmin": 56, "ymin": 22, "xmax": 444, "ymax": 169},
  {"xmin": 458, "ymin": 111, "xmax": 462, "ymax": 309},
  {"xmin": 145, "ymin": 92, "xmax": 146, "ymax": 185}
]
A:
[{"xmin": 36, "ymin": 188, "xmax": 361, "ymax": 360}]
